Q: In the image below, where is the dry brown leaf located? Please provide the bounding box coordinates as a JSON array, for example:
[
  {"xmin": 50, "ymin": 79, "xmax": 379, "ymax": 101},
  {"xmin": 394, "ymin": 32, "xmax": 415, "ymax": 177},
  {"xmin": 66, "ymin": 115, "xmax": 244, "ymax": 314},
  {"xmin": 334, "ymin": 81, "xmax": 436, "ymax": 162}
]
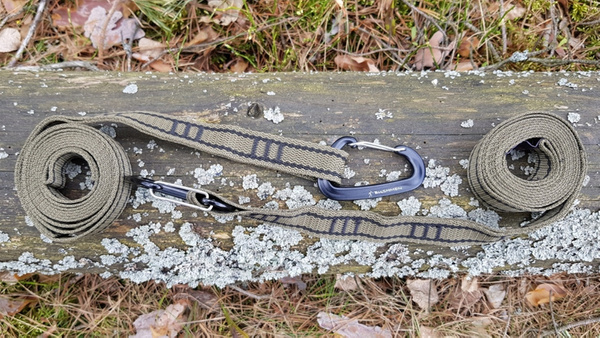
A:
[
  {"xmin": 450, "ymin": 277, "xmax": 483, "ymax": 310},
  {"xmin": 185, "ymin": 26, "xmax": 219, "ymax": 47},
  {"xmin": 146, "ymin": 60, "xmax": 172, "ymax": 72},
  {"xmin": 457, "ymin": 36, "xmax": 480, "ymax": 58},
  {"xmin": 504, "ymin": 2, "xmax": 526, "ymax": 20},
  {"xmin": 419, "ymin": 325, "xmax": 442, "ymax": 338},
  {"xmin": 334, "ymin": 55, "xmax": 379, "ymax": 72},
  {"xmin": 525, "ymin": 283, "xmax": 567, "ymax": 306},
  {"xmin": 454, "ymin": 61, "xmax": 475, "ymax": 71},
  {"xmin": 334, "ymin": 274, "xmax": 359, "ymax": 291},
  {"xmin": 0, "ymin": 28, "xmax": 21, "ymax": 53},
  {"xmin": 407, "ymin": 279, "xmax": 439, "ymax": 311},
  {"xmin": 2, "ymin": 0, "xmax": 27, "ymax": 13},
  {"xmin": 83, "ymin": 6, "xmax": 144, "ymax": 49},
  {"xmin": 131, "ymin": 52, "xmax": 171, "ymax": 72},
  {"xmin": 131, "ymin": 301, "xmax": 188, "ymax": 338},
  {"xmin": 0, "ymin": 295, "xmax": 37, "ymax": 319},
  {"xmin": 317, "ymin": 312, "xmax": 392, "ymax": 338},
  {"xmin": 52, "ymin": 0, "xmax": 129, "ymax": 28},
  {"xmin": 230, "ymin": 59, "xmax": 248, "ymax": 73},
  {"xmin": 137, "ymin": 38, "xmax": 164, "ymax": 59},
  {"xmin": 413, "ymin": 31, "xmax": 456, "ymax": 70},
  {"xmin": 483, "ymin": 284, "xmax": 506, "ymax": 309},
  {"xmin": 280, "ymin": 276, "xmax": 307, "ymax": 291},
  {"xmin": 0, "ymin": 272, "xmax": 23, "ymax": 283},
  {"xmin": 488, "ymin": 1, "xmax": 526, "ymax": 21},
  {"xmin": 207, "ymin": 0, "xmax": 243, "ymax": 26}
]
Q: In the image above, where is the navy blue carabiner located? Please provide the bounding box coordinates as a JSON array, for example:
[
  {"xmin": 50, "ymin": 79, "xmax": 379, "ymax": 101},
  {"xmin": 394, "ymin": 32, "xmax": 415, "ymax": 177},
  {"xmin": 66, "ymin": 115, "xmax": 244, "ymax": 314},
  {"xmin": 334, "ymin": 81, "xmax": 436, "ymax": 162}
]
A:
[{"xmin": 317, "ymin": 136, "xmax": 425, "ymax": 200}]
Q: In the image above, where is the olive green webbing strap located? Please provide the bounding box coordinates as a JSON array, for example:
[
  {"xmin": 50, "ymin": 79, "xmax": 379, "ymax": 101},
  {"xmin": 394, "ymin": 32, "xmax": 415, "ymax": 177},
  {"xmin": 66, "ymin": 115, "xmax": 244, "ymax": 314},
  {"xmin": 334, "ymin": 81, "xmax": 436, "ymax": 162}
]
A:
[{"xmin": 15, "ymin": 112, "xmax": 587, "ymax": 246}]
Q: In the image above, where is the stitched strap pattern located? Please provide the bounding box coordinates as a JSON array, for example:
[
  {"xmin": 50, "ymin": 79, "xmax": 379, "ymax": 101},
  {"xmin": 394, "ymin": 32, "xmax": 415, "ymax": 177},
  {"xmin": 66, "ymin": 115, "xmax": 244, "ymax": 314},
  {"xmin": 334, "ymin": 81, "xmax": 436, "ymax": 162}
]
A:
[
  {"xmin": 15, "ymin": 112, "xmax": 587, "ymax": 246},
  {"xmin": 189, "ymin": 112, "xmax": 587, "ymax": 245}
]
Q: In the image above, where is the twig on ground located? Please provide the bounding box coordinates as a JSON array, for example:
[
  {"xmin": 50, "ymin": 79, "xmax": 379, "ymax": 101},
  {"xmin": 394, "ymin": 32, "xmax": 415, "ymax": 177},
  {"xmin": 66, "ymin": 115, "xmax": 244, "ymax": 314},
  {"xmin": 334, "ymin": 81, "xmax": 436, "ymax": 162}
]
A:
[
  {"xmin": 548, "ymin": 0, "xmax": 559, "ymax": 57},
  {"xmin": 0, "ymin": 6, "xmax": 25, "ymax": 31},
  {"xmin": 503, "ymin": 313, "xmax": 511, "ymax": 337},
  {"xmin": 142, "ymin": 17, "xmax": 299, "ymax": 69},
  {"xmin": 482, "ymin": 53, "xmax": 600, "ymax": 70},
  {"xmin": 463, "ymin": 22, "xmax": 501, "ymax": 62},
  {"xmin": 479, "ymin": 48, "xmax": 554, "ymax": 70},
  {"xmin": 354, "ymin": 26, "xmax": 411, "ymax": 70},
  {"xmin": 331, "ymin": 47, "xmax": 410, "ymax": 57},
  {"xmin": 578, "ymin": 17, "xmax": 600, "ymax": 26},
  {"xmin": 549, "ymin": 291, "xmax": 559, "ymax": 336},
  {"xmin": 8, "ymin": 61, "xmax": 99, "ymax": 71},
  {"xmin": 499, "ymin": 0, "xmax": 507, "ymax": 55},
  {"xmin": 527, "ymin": 57, "xmax": 600, "ymax": 66},
  {"xmin": 399, "ymin": 0, "xmax": 447, "ymax": 40},
  {"xmin": 97, "ymin": 0, "xmax": 124, "ymax": 62},
  {"xmin": 541, "ymin": 317, "xmax": 600, "ymax": 337},
  {"xmin": 6, "ymin": 0, "xmax": 47, "ymax": 68},
  {"xmin": 227, "ymin": 285, "xmax": 270, "ymax": 300}
]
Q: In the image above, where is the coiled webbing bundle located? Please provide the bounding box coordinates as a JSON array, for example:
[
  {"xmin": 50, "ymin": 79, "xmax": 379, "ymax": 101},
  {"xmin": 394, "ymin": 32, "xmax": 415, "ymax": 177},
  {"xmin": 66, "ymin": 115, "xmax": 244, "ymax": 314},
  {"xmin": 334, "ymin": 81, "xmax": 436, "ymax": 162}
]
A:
[{"xmin": 15, "ymin": 112, "xmax": 587, "ymax": 245}]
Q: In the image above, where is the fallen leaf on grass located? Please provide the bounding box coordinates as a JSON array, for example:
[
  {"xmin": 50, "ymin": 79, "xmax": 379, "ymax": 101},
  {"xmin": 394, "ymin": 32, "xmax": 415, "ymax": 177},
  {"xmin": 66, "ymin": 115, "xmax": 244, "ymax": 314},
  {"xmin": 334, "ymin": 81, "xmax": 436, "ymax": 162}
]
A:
[
  {"xmin": 83, "ymin": 6, "xmax": 144, "ymax": 49},
  {"xmin": 2, "ymin": 0, "xmax": 27, "ymax": 13},
  {"xmin": 207, "ymin": 0, "xmax": 243, "ymax": 26},
  {"xmin": 483, "ymin": 284, "xmax": 506, "ymax": 309},
  {"xmin": 51, "ymin": 0, "xmax": 134, "ymax": 28},
  {"xmin": 525, "ymin": 283, "xmax": 567, "ymax": 306},
  {"xmin": 0, "ymin": 295, "xmax": 37, "ymax": 319},
  {"xmin": 280, "ymin": 276, "xmax": 307, "ymax": 291},
  {"xmin": 407, "ymin": 279, "xmax": 439, "ymax": 311},
  {"xmin": 334, "ymin": 55, "xmax": 379, "ymax": 72},
  {"xmin": 173, "ymin": 289, "xmax": 218, "ymax": 311},
  {"xmin": 453, "ymin": 61, "xmax": 475, "ymax": 71},
  {"xmin": 450, "ymin": 277, "xmax": 483, "ymax": 311},
  {"xmin": 335, "ymin": 274, "xmax": 360, "ymax": 291},
  {"xmin": 457, "ymin": 36, "xmax": 480, "ymax": 58},
  {"xmin": 418, "ymin": 325, "xmax": 442, "ymax": 338},
  {"xmin": 185, "ymin": 26, "xmax": 219, "ymax": 47},
  {"xmin": 230, "ymin": 58, "xmax": 248, "ymax": 73},
  {"xmin": 137, "ymin": 38, "xmax": 164, "ymax": 59},
  {"xmin": 0, "ymin": 28, "xmax": 21, "ymax": 53},
  {"xmin": 0, "ymin": 271, "xmax": 32, "ymax": 283},
  {"xmin": 131, "ymin": 38, "xmax": 172, "ymax": 72},
  {"xmin": 489, "ymin": 1, "xmax": 526, "ymax": 21},
  {"xmin": 317, "ymin": 312, "xmax": 392, "ymax": 338},
  {"xmin": 131, "ymin": 301, "xmax": 188, "ymax": 338},
  {"xmin": 413, "ymin": 31, "xmax": 456, "ymax": 70}
]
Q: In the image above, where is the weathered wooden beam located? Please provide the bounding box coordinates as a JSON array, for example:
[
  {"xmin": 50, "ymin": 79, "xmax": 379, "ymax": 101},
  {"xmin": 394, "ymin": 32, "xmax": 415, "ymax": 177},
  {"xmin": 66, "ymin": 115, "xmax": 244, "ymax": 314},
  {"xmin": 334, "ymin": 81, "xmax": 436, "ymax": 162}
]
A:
[{"xmin": 0, "ymin": 70, "xmax": 599, "ymax": 286}]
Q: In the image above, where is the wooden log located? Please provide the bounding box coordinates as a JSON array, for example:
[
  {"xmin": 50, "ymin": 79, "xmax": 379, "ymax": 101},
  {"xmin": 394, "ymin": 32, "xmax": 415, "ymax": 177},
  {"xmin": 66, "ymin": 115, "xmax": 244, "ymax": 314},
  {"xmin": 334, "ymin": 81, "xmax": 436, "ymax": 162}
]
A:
[{"xmin": 0, "ymin": 70, "xmax": 599, "ymax": 286}]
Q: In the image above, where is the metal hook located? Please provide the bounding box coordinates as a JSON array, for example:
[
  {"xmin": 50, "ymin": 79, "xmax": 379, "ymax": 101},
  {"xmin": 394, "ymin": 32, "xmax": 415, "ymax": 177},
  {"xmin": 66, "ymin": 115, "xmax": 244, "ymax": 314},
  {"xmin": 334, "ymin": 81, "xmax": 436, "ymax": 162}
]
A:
[{"xmin": 318, "ymin": 136, "xmax": 425, "ymax": 200}]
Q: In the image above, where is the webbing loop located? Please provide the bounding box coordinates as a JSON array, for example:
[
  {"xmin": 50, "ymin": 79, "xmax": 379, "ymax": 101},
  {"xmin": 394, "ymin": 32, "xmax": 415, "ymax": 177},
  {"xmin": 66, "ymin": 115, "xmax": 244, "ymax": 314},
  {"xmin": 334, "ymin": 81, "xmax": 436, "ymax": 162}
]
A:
[{"xmin": 15, "ymin": 112, "xmax": 587, "ymax": 246}]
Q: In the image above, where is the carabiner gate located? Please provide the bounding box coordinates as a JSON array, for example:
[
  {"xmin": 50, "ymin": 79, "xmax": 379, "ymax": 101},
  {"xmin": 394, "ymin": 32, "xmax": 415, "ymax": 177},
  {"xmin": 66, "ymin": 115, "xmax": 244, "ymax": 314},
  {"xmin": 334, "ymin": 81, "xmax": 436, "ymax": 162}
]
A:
[
  {"xmin": 317, "ymin": 136, "xmax": 425, "ymax": 200},
  {"xmin": 126, "ymin": 177, "xmax": 238, "ymax": 212}
]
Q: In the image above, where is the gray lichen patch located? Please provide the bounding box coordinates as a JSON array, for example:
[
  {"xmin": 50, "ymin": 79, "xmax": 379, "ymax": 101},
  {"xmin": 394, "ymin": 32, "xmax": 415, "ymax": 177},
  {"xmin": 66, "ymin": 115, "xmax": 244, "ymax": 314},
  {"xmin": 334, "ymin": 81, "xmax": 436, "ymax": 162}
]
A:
[
  {"xmin": 193, "ymin": 164, "xmax": 223, "ymax": 186},
  {"xmin": 423, "ymin": 159, "xmax": 450, "ymax": 189},
  {"xmin": 462, "ymin": 208, "xmax": 600, "ymax": 275},
  {"xmin": 264, "ymin": 106, "xmax": 284, "ymax": 124},
  {"xmin": 440, "ymin": 174, "xmax": 462, "ymax": 197},
  {"xmin": 3, "ymin": 206, "xmax": 600, "ymax": 287},
  {"xmin": 0, "ymin": 231, "xmax": 10, "ymax": 243},
  {"xmin": 273, "ymin": 185, "xmax": 316, "ymax": 209},
  {"xmin": 242, "ymin": 174, "xmax": 259, "ymax": 190},
  {"xmin": 396, "ymin": 196, "xmax": 421, "ymax": 216}
]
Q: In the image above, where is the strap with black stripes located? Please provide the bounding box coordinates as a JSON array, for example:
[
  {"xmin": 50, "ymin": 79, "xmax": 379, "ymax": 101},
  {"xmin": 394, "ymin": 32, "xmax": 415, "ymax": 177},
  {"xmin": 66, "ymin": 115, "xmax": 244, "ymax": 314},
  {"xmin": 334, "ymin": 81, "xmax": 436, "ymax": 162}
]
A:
[{"xmin": 15, "ymin": 111, "xmax": 587, "ymax": 246}]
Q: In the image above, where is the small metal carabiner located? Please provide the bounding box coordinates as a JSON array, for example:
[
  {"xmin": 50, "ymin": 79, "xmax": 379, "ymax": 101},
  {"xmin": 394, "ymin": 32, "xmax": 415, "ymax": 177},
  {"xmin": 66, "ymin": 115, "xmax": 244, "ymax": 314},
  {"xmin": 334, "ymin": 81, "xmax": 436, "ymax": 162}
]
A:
[
  {"xmin": 317, "ymin": 136, "xmax": 425, "ymax": 200},
  {"xmin": 126, "ymin": 177, "xmax": 238, "ymax": 212}
]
